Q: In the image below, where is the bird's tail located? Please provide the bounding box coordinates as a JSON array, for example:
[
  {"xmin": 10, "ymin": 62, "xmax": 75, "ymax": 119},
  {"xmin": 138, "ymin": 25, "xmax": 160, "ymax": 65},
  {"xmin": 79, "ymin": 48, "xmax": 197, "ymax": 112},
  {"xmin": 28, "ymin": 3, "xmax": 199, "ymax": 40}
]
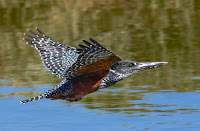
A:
[
  {"xmin": 20, "ymin": 93, "xmax": 47, "ymax": 104},
  {"xmin": 20, "ymin": 79, "xmax": 69, "ymax": 104}
]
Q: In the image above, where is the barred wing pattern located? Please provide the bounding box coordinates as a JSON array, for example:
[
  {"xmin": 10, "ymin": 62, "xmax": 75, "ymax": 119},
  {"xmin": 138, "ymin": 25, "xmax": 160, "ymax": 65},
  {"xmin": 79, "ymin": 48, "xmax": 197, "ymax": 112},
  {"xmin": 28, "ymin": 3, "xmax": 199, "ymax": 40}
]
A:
[
  {"xmin": 24, "ymin": 28, "xmax": 121, "ymax": 79},
  {"xmin": 21, "ymin": 28, "xmax": 122, "ymax": 104},
  {"xmin": 24, "ymin": 28, "xmax": 79, "ymax": 78},
  {"xmin": 63, "ymin": 38, "xmax": 122, "ymax": 79}
]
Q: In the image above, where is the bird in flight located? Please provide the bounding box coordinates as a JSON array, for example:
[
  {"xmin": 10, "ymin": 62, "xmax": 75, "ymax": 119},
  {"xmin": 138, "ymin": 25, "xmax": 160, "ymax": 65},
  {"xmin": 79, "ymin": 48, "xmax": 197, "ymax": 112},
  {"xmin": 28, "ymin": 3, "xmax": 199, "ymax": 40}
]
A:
[{"xmin": 20, "ymin": 28, "xmax": 168, "ymax": 104}]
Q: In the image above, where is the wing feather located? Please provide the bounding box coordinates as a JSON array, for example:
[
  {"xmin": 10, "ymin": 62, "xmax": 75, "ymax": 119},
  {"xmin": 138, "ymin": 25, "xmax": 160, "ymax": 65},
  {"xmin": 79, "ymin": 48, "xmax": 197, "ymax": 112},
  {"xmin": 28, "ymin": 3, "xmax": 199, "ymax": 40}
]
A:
[
  {"xmin": 24, "ymin": 28, "xmax": 80, "ymax": 78},
  {"xmin": 24, "ymin": 28, "xmax": 122, "ymax": 80},
  {"xmin": 62, "ymin": 38, "xmax": 122, "ymax": 79}
]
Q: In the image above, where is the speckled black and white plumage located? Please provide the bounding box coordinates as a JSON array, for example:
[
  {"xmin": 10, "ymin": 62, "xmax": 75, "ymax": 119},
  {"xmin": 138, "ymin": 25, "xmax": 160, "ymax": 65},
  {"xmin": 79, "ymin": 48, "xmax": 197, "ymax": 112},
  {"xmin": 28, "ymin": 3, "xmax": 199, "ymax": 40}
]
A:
[
  {"xmin": 100, "ymin": 60, "xmax": 168, "ymax": 89},
  {"xmin": 20, "ymin": 79, "xmax": 70, "ymax": 104},
  {"xmin": 63, "ymin": 37, "xmax": 120, "ymax": 79},
  {"xmin": 24, "ymin": 28, "xmax": 79, "ymax": 78},
  {"xmin": 20, "ymin": 28, "xmax": 167, "ymax": 104},
  {"xmin": 20, "ymin": 28, "xmax": 122, "ymax": 104}
]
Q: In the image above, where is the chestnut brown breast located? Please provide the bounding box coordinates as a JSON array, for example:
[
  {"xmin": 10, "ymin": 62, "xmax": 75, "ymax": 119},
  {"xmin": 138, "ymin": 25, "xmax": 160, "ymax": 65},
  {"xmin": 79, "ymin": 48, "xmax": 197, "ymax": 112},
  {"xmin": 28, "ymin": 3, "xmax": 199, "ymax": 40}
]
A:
[
  {"xmin": 50, "ymin": 70, "xmax": 108, "ymax": 101},
  {"xmin": 49, "ymin": 56, "xmax": 121, "ymax": 102}
]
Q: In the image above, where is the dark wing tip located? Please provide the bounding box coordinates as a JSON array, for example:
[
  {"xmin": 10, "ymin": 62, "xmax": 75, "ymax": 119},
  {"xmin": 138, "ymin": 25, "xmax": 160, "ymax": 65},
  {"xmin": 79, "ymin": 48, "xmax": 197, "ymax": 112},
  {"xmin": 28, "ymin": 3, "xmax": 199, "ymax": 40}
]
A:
[
  {"xmin": 89, "ymin": 38, "xmax": 102, "ymax": 47},
  {"xmin": 24, "ymin": 27, "xmax": 48, "ymax": 38},
  {"xmin": 82, "ymin": 40, "xmax": 95, "ymax": 48},
  {"xmin": 79, "ymin": 44, "xmax": 89, "ymax": 50},
  {"xmin": 24, "ymin": 27, "xmax": 44, "ymax": 39},
  {"xmin": 78, "ymin": 38, "xmax": 106, "ymax": 54}
]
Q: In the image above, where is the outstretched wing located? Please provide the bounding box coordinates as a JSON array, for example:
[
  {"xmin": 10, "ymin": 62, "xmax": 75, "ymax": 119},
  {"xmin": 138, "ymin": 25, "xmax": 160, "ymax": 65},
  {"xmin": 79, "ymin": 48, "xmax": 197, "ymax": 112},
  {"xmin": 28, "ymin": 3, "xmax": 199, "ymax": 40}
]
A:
[
  {"xmin": 62, "ymin": 38, "xmax": 122, "ymax": 79},
  {"xmin": 21, "ymin": 28, "xmax": 122, "ymax": 104},
  {"xmin": 24, "ymin": 28, "xmax": 122, "ymax": 80},
  {"xmin": 24, "ymin": 28, "xmax": 80, "ymax": 78}
]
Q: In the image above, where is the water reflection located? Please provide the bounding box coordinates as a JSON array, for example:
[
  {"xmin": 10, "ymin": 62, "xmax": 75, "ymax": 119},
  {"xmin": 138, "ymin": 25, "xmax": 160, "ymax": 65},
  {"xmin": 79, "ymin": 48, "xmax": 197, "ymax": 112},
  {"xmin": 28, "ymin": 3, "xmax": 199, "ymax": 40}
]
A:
[
  {"xmin": 1, "ymin": 0, "xmax": 200, "ymax": 130},
  {"xmin": 1, "ymin": 82, "xmax": 198, "ymax": 115}
]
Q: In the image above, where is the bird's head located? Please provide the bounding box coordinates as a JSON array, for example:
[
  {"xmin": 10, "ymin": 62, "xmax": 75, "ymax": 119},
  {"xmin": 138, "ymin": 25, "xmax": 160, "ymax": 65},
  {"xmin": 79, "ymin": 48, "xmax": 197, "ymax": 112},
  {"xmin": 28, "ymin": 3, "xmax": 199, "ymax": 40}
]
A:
[{"xmin": 109, "ymin": 60, "xmax": 168, "ymax": 80}]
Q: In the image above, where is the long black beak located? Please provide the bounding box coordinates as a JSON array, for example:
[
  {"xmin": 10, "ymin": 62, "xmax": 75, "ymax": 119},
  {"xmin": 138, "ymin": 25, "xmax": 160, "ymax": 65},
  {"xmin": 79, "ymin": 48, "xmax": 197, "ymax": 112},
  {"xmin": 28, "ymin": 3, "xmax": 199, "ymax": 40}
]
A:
[{"xmin": 137, "ymin": 62, "xmax": 168, "ymax": 70}]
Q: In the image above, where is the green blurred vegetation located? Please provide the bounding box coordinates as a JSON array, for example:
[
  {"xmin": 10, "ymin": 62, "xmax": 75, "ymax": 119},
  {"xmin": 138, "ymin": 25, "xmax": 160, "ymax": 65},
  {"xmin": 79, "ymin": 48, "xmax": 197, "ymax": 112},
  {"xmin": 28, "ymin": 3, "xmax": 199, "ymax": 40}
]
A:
[{"xmin": 0, "ymin": 0, "xmax": 200, "ymax": 113}]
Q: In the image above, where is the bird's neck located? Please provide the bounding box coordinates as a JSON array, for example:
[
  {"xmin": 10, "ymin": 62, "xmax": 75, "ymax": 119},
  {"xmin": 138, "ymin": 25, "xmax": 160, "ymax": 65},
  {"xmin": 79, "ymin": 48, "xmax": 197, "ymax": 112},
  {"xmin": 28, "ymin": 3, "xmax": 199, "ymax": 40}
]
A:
[{"xmin": 99, "ymin": 70, "xmax": 126, "ymax": 89}]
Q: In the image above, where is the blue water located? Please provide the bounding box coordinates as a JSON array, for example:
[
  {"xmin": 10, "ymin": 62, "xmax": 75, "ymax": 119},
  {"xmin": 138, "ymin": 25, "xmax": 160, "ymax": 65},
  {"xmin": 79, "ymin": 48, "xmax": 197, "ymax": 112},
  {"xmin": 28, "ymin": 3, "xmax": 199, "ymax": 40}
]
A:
[
  {"xmin": 1, "ymin": 0, "xmax": 200, "ymax": 130},
  {"xmin": 1, "ymin": 84, "xmax": 200, "ymax": 131}
]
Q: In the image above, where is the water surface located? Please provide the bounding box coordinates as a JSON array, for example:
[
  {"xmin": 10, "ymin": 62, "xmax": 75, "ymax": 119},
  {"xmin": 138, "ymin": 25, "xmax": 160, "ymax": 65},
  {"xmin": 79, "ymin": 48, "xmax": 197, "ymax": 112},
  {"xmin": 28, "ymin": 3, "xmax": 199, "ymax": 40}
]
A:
[{"xmin": 0, "ymin": 0, "xmax": 200, "ymax": 130}]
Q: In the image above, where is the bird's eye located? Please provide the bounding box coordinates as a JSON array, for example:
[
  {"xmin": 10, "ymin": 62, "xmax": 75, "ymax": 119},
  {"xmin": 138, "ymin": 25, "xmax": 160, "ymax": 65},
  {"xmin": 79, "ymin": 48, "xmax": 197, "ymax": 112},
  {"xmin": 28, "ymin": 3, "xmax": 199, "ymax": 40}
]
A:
[{"xmin": 128, "ymin": 63, "xmax": 137, "ymax": 67}]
